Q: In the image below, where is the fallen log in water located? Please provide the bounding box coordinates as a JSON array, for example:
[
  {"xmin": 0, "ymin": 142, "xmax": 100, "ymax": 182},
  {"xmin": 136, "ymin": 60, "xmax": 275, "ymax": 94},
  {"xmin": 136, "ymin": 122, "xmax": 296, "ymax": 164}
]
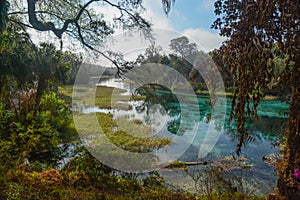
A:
[
  {"xmin": 183, "ymin": 161, "xmax": 208, "ymax": 166},
  {"xmin": 161, "ymin": 161, "xmax": 208, "ymax": 170},
  {"xmin": 161, "ymin": 156, "xmax": 250, "ymax": 170}
]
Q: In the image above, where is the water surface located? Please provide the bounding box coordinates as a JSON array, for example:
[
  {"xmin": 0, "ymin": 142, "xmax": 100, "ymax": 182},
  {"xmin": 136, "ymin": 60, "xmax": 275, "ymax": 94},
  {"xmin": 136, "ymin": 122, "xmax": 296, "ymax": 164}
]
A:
[{"xmin": 83, "ymin": 78, "xmax": 287, "ymax": 195}]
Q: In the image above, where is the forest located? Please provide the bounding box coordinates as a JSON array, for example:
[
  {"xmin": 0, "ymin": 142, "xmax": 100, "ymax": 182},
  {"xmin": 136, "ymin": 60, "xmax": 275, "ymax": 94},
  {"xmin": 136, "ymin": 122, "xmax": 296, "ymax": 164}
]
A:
[{"xmin": 0, "ymin": 0, "xmax": 299, "ymax": 199}]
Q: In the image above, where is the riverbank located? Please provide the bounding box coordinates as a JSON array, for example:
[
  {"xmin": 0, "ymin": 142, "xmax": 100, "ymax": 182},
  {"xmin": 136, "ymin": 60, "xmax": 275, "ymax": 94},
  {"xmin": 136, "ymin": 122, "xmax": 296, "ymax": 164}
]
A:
[{"xmin": 195, "ymin": 90, "xmax": 280, "ymax": 100}]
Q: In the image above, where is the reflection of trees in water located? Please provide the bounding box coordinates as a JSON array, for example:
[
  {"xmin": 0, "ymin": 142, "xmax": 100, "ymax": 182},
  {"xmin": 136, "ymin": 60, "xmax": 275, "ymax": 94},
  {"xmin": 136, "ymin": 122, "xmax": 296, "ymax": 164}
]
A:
[
  {"xmin": 133, "ymin": 84, "xmax": 227, "ymax": 136},
  {"xmin": 225, "ymin": 116, "xmax": 285, "ymax": 155},
  {"xmin": 133, "ymin": 83, "xmax": 283, "ymax": 152},
  {"xmin": 134, "ymin": 84, "xmax": 183, "ymax": 135}
]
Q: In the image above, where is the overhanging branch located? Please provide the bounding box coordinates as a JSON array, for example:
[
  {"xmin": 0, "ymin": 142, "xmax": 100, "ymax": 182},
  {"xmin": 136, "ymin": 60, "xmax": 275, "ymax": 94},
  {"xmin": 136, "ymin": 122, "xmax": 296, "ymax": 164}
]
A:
[
  {"xmin": 25, "ymin": 0, "xmax": 154, "ymax": 75},
  {"xmin": 27, "ymin": 0, "xmax": 96, "ymax": 38},
  {"xmin": 74, "ymin": 22, "xmax": 126, "ymax": 76}
]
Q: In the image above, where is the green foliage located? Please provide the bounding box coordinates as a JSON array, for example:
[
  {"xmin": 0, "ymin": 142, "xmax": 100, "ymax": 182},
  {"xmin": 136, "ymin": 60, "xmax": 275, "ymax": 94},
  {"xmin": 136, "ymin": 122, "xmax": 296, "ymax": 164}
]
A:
[
  {"xmin": 63, "ymin": 148, "xmax": 112, "ymax": 183},
  {"xmin": 169, "ymin": 36, "xmax": 198, "ymax": 58},
  {"xmin": 0, "ymin": 92, "xmax": 72, "ymax": 166},
  {"xmin": 135, "ymin": 42, "xmax": 196, "ymax": 81},
  {"xmin": 39, "ymin": 92, "xmax": 70, "ymax": 131},
  {"xmin": 143, "ymin": 171, "xmax": 165, "ymax": 188},
  {"xmin": 0, "ymin": 30, "xmax": 80, "ymax": 113},
  {"xmin": 0, "ymin": 31, "xmax": 34, "ymax": 84},
  {"xmin": 60, "ymin": 51, "xmax": 82, "ymax": 84},
  {"xmin": 6, "ymin": 183, "xmax": 24, "ymax": 200}
]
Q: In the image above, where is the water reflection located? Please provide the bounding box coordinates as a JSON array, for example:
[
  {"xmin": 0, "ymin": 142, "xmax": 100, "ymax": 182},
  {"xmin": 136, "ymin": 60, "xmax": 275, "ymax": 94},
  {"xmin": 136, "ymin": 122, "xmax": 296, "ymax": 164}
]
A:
[
  {"xmin": 81, "ymin": 78, "xmax": 288, "ymax": 195},
  {"xmin": 85, "ymin": 78, "xmax": 286, "ymax": 150},
  {"xmin": 134, "ymin": 84, "xmax": 182, "ymax": 135}
]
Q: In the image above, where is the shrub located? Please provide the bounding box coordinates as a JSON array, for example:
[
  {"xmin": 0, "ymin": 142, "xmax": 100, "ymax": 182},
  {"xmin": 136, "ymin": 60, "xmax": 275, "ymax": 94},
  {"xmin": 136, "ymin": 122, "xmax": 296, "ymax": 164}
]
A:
[{"xmin": 0, "ymin": 92, "xmax": 72, "ymax": 167}]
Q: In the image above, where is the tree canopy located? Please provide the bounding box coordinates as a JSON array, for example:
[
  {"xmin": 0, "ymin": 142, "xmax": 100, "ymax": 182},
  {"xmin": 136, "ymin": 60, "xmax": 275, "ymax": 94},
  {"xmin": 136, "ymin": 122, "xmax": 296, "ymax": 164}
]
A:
[
  {"xmin": 169, "ymin": 36, "xmax": 198, "ymax": 58},
  {"xmin": 3, "ymin": 0, "xmax": 175, "ymax": 74}
]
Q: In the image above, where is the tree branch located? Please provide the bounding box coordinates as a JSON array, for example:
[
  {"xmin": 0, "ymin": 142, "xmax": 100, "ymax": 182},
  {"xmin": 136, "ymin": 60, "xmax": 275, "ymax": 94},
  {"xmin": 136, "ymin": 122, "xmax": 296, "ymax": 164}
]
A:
[
  {"xmin": 9, "ymin": 18, "xmax": 35, "ymax": 29},
  {"xmin": 27, "ymin": 0, "xmax": 96, "ymax": 38},
  {"xmin": 26, "ymin": 0, "xmax": 153, "ymax": 75},
  {"xmin": 9, "ymin": 10, "xmax": 66, "ymax": 21},
  {"xmin": 74, "ymin": 22, "xmax": 126, "ymax": 76},
  {"xmin": 101, "ymin": 0, "xmax": 150, "ymax": 28}
]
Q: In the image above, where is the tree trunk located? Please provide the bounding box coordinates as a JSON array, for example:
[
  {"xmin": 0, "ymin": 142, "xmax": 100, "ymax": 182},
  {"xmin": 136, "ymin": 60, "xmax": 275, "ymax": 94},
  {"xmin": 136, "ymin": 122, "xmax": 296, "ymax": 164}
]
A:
[
  {"xmin": 35, "ymin": 78, "xmax": 46, "ymax": 112},
  {"xmin": 277, "ymin": 86, "xmax": 300, "ymax": 199}
]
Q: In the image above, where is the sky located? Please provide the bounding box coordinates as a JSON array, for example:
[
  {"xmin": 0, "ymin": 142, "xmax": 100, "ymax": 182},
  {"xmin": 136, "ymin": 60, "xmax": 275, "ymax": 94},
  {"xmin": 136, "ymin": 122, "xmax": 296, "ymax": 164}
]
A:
[
  {"xmin": 88, "ymin": 0, "xmax": 227, "ymax": 65},
  {"xmin": 140, "ymin": 0, "xmax": 226, "ymax": 51},
  {"xmin": 168, "ymin": 0, "xmax": 217, "ymax": 31},
  {"xmin": 28, "ymin": 0, "xmax": 226, "ymax": 61}
]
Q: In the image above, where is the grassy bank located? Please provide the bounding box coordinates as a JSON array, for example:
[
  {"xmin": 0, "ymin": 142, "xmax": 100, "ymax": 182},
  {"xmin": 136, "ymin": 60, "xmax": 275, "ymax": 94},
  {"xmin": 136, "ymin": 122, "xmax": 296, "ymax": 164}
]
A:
[{"xmin": 58, "ymin": 85, "xmax": 145, "ymax": 110}]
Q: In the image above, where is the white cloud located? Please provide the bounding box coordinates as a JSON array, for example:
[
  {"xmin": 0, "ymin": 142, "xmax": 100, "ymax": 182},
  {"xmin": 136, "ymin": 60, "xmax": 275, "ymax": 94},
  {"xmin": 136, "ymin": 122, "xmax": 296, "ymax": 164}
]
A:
[
  {"xmin": 142, "ymin": 0, "xmax": 173, "ymax": 29},
  {"xmin": 93, "ymin": 0, "xmax": 173, "ymax": 30},
  {"xmin": 140, "ymin": 1, "xmax": 225, "ymax": 52},
  {"xmin": 182, "ymin": 28, "xmax": 226, "ymax": 51},
  {"xmin": 27, "ymin": 0, "xmax": 225, "ymax": 66},
  {"xmin": 199, "ymin": 0, "xmax": 215, "ymax": 10}
]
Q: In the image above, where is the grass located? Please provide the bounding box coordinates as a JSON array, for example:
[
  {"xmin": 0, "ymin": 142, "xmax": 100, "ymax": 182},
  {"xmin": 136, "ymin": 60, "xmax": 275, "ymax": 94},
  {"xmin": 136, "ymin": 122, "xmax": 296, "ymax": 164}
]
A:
[
  {"xmin": 100, "ymin": 113, "xmax": 171, "ymax": 153},
  {"xmin": 74, "ymin": 112, "xmax": 171, "ymax": 153},
  {"xmin": 57, "ymin": 85, "xmax": 73, "ymax": 102},
  {"xmin": 58, "ymin": 85, "xmax": 144, "ymax": 110},
  {"xmin": 60, "ymin": 84, "xmax": 170, "ymax": 153}
]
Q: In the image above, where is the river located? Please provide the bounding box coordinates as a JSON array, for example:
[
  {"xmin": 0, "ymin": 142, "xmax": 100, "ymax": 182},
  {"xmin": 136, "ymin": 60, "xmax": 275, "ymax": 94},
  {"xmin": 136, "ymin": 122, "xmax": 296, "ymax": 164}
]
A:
[{"xmin": 80, "ymin": 78, "xmax": 288, "ymax": 195}]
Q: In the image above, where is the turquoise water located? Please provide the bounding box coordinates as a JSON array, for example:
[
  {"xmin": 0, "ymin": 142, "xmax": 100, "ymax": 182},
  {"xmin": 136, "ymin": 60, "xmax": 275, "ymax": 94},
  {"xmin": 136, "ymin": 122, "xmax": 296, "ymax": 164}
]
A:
[{"xmin": 93, "ymin": 78, "xmax": 289, "ymax": 195}]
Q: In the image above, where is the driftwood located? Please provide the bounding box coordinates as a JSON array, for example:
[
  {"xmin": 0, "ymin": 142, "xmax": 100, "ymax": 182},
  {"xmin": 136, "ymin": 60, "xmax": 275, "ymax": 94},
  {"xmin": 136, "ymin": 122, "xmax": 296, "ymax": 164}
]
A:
[
  {"xmin": 182, "ymin": 161, "xmax": 208, "ymax": 166},
  {"xmin": 161, "ymin": 161, "xmax": 207, "ymax": 170},
  {"xmin": 161, "ymin": 156, "xmax": 249, "ymax": 170}
]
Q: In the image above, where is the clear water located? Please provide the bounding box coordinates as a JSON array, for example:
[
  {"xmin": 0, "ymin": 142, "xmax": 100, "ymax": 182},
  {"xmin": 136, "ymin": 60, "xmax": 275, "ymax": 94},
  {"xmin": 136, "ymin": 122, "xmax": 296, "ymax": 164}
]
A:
[{"xmin": 82, "ymin": 78, "xmax": 288, "ymax": 195}]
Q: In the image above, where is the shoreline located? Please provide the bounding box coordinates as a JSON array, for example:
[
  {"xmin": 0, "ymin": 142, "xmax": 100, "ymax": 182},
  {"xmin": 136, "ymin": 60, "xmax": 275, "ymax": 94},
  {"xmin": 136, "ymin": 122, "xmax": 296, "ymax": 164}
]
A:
[{"xmin": 195, "ymin": 90, "xmax": 281, "ymax": 101}]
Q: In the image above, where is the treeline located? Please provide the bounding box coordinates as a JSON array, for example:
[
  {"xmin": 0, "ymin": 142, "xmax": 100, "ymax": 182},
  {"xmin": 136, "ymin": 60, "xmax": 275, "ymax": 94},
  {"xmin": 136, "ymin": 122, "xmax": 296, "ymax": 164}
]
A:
[
  {"xmin": 75, "ymin": 63, "xmax": 117, "ymax": 84},
  {"xmin": 132, "ymin": 36, "xmax": 289, "ymax": 97}
]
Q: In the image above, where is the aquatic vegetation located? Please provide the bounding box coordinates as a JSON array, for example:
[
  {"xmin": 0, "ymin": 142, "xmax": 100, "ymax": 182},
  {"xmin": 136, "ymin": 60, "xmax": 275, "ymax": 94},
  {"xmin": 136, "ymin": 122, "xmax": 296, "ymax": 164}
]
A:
[
  {"xmin": 59, "ymin": 85, "xmax": 144, "ymax": 110},
  {"xmin": 77, "ymin": 112, "xmax": 172, "ymax": 153}
]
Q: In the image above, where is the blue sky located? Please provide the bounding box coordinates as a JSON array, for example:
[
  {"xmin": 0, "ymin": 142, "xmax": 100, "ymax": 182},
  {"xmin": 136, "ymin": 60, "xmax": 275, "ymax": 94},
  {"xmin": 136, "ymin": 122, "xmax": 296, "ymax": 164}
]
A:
[
  {"xmin": 168, "ymin": 0, "xmax": 217, "ymax": 32},
  {"xmin": 140, "ymin": 0, "xmax": 225, "ymax": 51}
]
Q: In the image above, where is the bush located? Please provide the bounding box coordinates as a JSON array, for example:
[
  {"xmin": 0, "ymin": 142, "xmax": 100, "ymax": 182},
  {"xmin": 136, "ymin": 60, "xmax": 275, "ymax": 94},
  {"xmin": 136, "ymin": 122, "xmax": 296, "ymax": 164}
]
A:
[{"xmin": 0, "ymin": 92, "xmax": 72, "ymax": 167}]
